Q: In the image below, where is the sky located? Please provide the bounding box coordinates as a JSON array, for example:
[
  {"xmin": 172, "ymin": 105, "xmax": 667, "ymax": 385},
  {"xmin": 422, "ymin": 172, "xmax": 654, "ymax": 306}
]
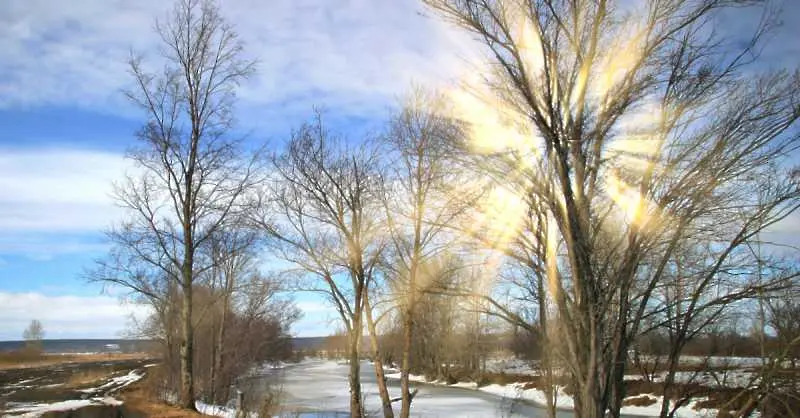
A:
[{"xmin": 0, "ymin": 0, "xmax": 799, "ymax": 340}]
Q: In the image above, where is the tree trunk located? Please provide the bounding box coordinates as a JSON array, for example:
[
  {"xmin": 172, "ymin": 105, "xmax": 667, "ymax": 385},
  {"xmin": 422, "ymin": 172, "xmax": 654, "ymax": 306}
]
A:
[
  {"xmin": 180, "ymin": 281, "xmax": 196, "ymax": 410},
  {"xmin": 577, "ymin": 382, "xmax": 605, "ymax": 418},
  {"xmin": 399, "ymin": 266, "xmax": 418, "ymax": 418},
  {"xmin": 209, "ymin": 329, "xmax": 217, "ymax": 402},
  {"xmin": 659, "ymin": 344, "xmax": 684, "ymax": 418},
  {"xmin": 538, "ymin": 279, "xmax": 557, "ymax": 418},
  {"xmin": 573, "ymin": 345, "xmax": 605, "ymax": 418},
  {"xmin": 365, "ymin": 293, "xmax": 395, "ymax": 418},
  {"xmin": 608, "ymin": 294, "xmax": 632, "ymax": 418},
  {"xmin": 349, "ymin": 319, "xmax": 364, "ymax": 418},
  {"xmin": 399, "ymin": 308, "xmax": 413, "ymax": 418},
  {"xmin": 212, "ymin": 293, "xmax": 228, "ymax": 403}
]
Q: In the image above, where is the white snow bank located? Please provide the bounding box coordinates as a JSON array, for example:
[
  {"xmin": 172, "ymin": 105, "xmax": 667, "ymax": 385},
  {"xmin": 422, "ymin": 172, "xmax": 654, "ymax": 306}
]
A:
[
  {"xmin": 195, "ymin": 401, "xmax": 238, "ymax": 418},
  {"xmin": 246, "ymin": 361, "xmax": 290, "ymax": 376},
  {"xmin": 384, "ymin": 371, "xmax": 720, "ymax": 418},
  {"xmin": 3, "ymin": 397, "xmax": 123, "ymax": 417},
  {"xmin": 196, "ymin": 401, "xmax": 262, "ymax": 418},
  {"xmin": 484, "ymin": 358, "xmax": 540, "ymax": 375},
  {"xmin": 624, "ymin": 369, "xmax": 759, "ymax": 389}
]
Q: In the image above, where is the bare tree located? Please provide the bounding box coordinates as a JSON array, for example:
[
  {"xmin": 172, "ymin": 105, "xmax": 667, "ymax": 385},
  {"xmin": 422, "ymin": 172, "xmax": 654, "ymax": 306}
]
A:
[
  {"xmin": 380, "ymin": 90, "xmax": 469, "ymax": 417},
  {"xmin": 91, "ymin": 0, "xmax": 256, "ymax": 409},
  {"xmin": 23, "ymin": 320, "xmax": 44, "ymax": 353},
  {"xmin": 253, "ymin": 113, "xmax": 393, "ymax": 418},
  {"xmin": 423, "ymin": 0, "xmax": 800, "ymax": 416}
]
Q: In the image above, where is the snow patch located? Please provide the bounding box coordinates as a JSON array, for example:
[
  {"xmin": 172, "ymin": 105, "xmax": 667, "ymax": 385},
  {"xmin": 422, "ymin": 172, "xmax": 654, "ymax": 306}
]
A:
[
  {"xmin": 385, "ymin": 369, "xmax": 722, "ymax": 418},
  {"xmin": 195, "ymin": 401, "xmax": 238, "ymax": 418},
  {"xmin": 2, "ymin": 397, "xmax": 123, "ymax": 417},
  {"xmin": 78, "ymin": 369, "xmax": 144, "ymax": 394}
]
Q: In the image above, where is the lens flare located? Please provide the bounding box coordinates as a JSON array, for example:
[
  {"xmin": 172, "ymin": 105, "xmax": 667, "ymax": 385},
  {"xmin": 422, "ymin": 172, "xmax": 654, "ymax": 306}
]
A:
[
  {"xmin": 448, "ymin": 88, "xmax": 539, "ymax": 156},
  {"xmin": 604, "ymin": 171, "xmax": 660, "ymax": 228},
  {"xmin": 591, "ymin": 22, "xmax": 647, "ymax": 103},
  {"xmin": 546, "ymin": 214, "xmax": 560, "ymax": 301},
  {"xmin": 472, "ymin": 185, "xmax": 527, "ymax": 249},
  {"xmin": 511, "ymin": 5, "xmax": 545, "ymax": 81}
]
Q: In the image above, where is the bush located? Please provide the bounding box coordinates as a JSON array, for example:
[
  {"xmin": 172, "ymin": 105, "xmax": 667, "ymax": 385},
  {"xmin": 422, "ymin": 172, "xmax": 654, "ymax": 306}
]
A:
[{"xmin": 476, "ymin": 376, "xmax": 491, "ymax": 387}]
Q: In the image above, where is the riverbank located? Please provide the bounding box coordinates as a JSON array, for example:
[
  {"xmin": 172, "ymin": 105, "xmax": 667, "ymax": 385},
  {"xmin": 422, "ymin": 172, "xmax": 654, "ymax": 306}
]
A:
[{"xmin": 382, "ymin": 366, "xmax": 716, "ymax": 418}]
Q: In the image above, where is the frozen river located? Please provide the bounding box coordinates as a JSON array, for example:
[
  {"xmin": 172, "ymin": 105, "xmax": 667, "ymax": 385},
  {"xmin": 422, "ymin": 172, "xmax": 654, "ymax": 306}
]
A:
[{"xmin": 237, "ymin": 360, "xmax": 645, "ymax": 418}]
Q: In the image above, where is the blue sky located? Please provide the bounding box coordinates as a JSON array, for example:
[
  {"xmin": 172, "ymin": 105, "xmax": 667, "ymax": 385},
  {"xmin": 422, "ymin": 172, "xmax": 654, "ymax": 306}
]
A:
[{"xmin": 0, "ymin": 0, "xmax": 799, "ymax": 340}]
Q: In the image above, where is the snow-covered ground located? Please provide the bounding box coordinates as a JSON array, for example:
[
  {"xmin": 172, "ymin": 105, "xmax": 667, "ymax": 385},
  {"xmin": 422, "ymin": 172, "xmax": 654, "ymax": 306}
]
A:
[
  {"xmin": 2, "ymin": 397, "xmax": 123, "ymax": 417},
  {"xmin": 678, "ymin": 356, "xmax": 765, "ymax": 368},
  {"xmin": 78, "ymin": 369, "xmax": 145, "ymax": 395},
  {"xmin": 628, "ymin": 369, "xmax": 759, "ymax": 388},
  {"xmin": 383, "ymin": 369, "xmax": 717, "ymax": 418},
  {"xmin": 1, "ymin": 365, "xmax": 146, "ymax": 417},
  {"xmin": 483, "ymin": 358, "xmax": 539, "ymax": 375}
]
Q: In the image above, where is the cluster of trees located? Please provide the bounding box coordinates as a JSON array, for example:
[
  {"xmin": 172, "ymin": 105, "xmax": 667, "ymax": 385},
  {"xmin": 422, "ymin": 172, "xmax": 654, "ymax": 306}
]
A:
[{"xmin": 94, "ymin": 0, "xmax": 800, "ymax": 417}]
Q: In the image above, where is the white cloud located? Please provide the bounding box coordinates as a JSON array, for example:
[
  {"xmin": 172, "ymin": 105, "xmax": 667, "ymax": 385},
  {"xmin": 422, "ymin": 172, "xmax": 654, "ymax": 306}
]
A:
[
  {"xmin": 0, "ymin": 0, "xmax": 796, "ymax": 121},
  {"xmin": 0, "ymin": 291, "xmax": 151, "ymax": 340},
  {"xmin": 0, "ymin": 0, "xmax": 476, "ymax": 120},
  {"xmin": 0, "ymin": 147, "xmax": 129, "ymax": 259},
  {"xmin": 0, "ymin": 148, "xmax": 127, "ymax": 233}
]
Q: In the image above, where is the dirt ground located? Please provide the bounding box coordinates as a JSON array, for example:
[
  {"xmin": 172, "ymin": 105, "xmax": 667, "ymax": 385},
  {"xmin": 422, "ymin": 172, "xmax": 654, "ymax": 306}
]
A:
[
  {"xmin": 0, "ymin": 353, "xmax": 150, "ymax": 371},
  {"xmin": 0, "ymin": 355, "xmax": 219, "ymax": 418},
  {"xmin": 0, "ymin": 356, "xmax": 154, "ymax": 413}
]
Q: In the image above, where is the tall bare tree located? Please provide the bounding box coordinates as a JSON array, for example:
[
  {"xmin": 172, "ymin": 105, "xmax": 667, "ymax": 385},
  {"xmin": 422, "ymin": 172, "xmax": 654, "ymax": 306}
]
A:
[
  {"xmin": 380, "ymin": 90, "xmax": 468, "ymax": 417},
  {"xmin": 92, "ymin": 0, "xmax": 256, "ymax": 409},
  {"xmin": 253, "ymin": 114, "xmax": 392, "ymax": 418},
  {"xmin": 424, "ymin": 0, "xmax": 800, "ymax": 416}
]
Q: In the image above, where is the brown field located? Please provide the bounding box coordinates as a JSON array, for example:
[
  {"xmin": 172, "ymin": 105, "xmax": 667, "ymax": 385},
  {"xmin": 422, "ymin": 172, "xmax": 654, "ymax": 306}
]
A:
[{"xmin": 0, "ymin": 352, "xmax": 153, "ymax": 371}]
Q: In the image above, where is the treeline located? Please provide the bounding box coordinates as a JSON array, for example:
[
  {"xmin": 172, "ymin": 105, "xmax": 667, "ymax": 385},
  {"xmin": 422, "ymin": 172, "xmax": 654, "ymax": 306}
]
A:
[{"xmin": 92, "ymin": 0, "xmax": 800, "ymax": 417}]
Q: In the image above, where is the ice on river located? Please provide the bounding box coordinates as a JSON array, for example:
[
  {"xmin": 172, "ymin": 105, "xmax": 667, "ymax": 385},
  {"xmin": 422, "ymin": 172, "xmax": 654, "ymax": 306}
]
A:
[{"xmin": 248, "ymin": 360, "xmax": 574, "ymax": 418}]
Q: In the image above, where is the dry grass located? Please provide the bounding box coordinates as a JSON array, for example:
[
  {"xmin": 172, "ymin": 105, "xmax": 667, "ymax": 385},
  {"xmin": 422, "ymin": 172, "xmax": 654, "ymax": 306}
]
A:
[
  {"xmin": 119, "ymin": 365, "xmax": 207, "ymax": 418},
  {"xmin": 0, "ymin": 349, "xmax": 45, "ymax": 365},
  {"xmin": 66, "ymin": 368, "xmax": 115, "ymax": 387},
  {"xmin": 0, "ymin": 352, "xmax": 153, "ymax": 370}
]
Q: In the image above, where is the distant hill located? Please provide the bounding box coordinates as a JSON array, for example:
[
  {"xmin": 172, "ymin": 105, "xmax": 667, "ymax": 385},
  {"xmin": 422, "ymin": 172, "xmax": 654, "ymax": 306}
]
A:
[{"xmin": 291, "ymin": 336, "xmax": 327, "ymax": 350}]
